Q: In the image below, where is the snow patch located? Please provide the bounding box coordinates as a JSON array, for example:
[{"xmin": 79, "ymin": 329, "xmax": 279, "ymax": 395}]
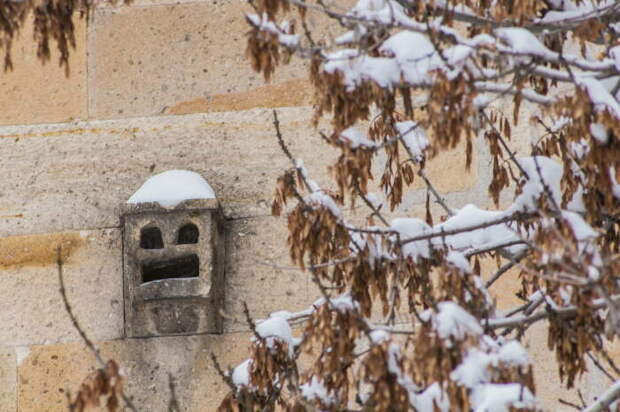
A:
[
  {"xmin": 256, "ymin": 316, "xmax": 295, "ymax": 356},
  {"xmin": 232, "ymin": 359, "xmax": 252, "ymax": 387},
  {"xmin": 127, "ymin": 170, "xmax": 215, "ymax": 207}
]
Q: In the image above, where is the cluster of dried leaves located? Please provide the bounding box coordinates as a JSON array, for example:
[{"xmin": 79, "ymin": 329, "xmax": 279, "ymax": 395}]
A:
[
  {"xmin": 68, "ymin": 360, "xmax": 124, "ymax": 412},
  {"xmin": 224, "ymin": 0, "xmax": 620, "ymax": 410},
  {"xmin": 0, "ymin": 0, "xmax": 130, "ymax": 72}
]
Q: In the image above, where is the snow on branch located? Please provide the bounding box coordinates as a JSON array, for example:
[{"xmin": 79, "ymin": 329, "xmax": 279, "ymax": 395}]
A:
[{"xmin": 219, "ymin": 0, "xmax": 620, "ymax": 410}]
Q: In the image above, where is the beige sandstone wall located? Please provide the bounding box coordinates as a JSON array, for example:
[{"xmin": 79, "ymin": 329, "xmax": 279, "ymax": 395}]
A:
[{"xmin": 0, "ymin": 1, "xmax": 609, "ymax": 410}]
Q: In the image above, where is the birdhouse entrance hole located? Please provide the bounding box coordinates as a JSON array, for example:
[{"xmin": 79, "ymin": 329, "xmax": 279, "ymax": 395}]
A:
[{"xmin": 141, "ymin": 254, "xmax": 200, "ymax": 283}]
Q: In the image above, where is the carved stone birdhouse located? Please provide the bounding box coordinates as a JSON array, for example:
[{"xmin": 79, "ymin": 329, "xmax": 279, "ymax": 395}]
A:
[{"xmin": 121, "ymin": 170, "xmax": 225, "ymax": 338}]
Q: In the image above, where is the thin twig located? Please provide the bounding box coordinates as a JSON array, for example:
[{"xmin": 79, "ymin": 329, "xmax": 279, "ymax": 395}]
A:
[
  {"xmin": 558, "ymin": 398, "xmax": 581, "ymax": 410},
  {"xmin": 57, "ymin": 247, "xmax": 138, "ymax": 412},
  {"xmin": 211, "ymin": 353, "xmax": 237, "ymax": 391},
  {"xmin": 582, "ymin": 379, "xmax": 620, "ymax": 412},
  {"xmin": 417, "ymin": 169, "xmax": 454, "ymax": 216},
  {"xmin": 587, "ymin": 352, "xmax": 616, "ymax": 383},
  {"xmin": 57, "ymin": 247, "xmax": 105, "ymax": 367}
]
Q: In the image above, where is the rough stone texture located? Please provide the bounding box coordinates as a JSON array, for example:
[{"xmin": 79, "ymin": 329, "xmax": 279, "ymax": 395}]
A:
[
  {"xmin": 0, "ymin": 107, "xmax": 488, "ymax": 239},
  {"xmin": 0, "ymin": 14, "xmax": 87, "ymax": 126},
  {"xmin": 0, "ymin": 347, "xmax": 16, "ymax": 412},
  {"xmin": 165, "ymin": 79, "xmax": 314, "ymax": 115},
  {"xmin": 17, "ymin": 332, "xmax": 252, "ymax": 411},
  {"xmin": 225, "ymin": 215, "xmax": 315, "ymax": 332},
  {"xmin": 0, "ymin": 108, "xmax": 335, "ymax": 238},
  {"xmin": 479, "ymin": 257, "xmax": 523, "ymax": 311},
  {"xmin": 523, "ymin": 323, "xmax": 588, "ymax": 411},
  {"xmin": 88, "ymin": 1, "xmax": 338, "ymax": 119},
  {"xmin": 0, "ymin": 229, "xmax": 123, "ymax": 346},
  {"xmin": 409, "ymin": 137, "xmax": 479, "ymax": 193},
  {"xmin": 122, "ymin": 200, "xmax": 226, "ymax": 337},
  {"xmin": 0, "ymin": 5, "xmax": 609, "ymax": 410}
]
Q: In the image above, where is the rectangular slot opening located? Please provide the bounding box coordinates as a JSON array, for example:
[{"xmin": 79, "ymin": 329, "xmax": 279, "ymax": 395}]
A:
[{"xmin": 141, "ymin": 254, "xmax": 199, "ymax": 283}]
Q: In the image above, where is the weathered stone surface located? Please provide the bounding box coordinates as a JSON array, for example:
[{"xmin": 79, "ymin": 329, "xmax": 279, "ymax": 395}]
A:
[
  {"xmin": 88, "ymin": 1, "xmax": 331, "ymax": 119},
  {"xmin": 523, "ymin": 322, "xmax": 590, "ymax": 411},
  {"xmin": 0, "ymin": 229, "xmax": 123, "ymax": 346},
  {"xmin": 0, "ymin": 14, "xmax": 87, "ymax": 126},
  {"xmin": 17, "ymin": 333, "xmax": 252, "ymax": 411},
  {"xmin": 409, "ymin": 137, "xmax": 479, "ymax": 193},
  {"xmin": 165, "ymin": 79, "xmax": 314, "ymax": 115},
  {"xmin": 479, "ymin": 256, "xmax": 523, "ymax": 311},
  {"xmin": 225, "ymin": 215, "xmax": 316, "ymax": 332},
  {"xmin": 0, "ymin": 347, "xmax": 16, "ymax": 411},
  {"xmin": 122, "ymin": 200, "xmax": 226, "ymax": 337},
  {"xmin": 0, "ymin": 107, "xmax": 335, "ymax": 238}
]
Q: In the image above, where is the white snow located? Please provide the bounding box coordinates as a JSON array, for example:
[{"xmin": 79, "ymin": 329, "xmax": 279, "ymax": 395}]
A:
[
  {"xmin": 246, "ymin": 13, "xmax": 299, "ymax": 47},
  {"xmin": 347, "ymin": 0, "xmax": 411, "ymax": 26},
  {"xmin": 386, "ymin": 343, "xmax": 420, "ymax": 396},
  {"xmin": 255, "ymin": 316, "xmax": 295, "ymax": 356},
  {"xmin": 395, "ymin": 121, "xmax": 428, "ymax": 162},
  {"xmin": 611, "ymin": 46, "xmax": 620, "ymax": 72},
  {"xmin": 611, "ymin": 167, "xmax": 620, "ymax": 199},
  {"xmin": 370, "ymin": 329, "xmax": 390, "ymax": 343},
  {"xmin": 538, "ymin": 0, "xmax": 616, "ymax": 24},
  {"xmin": 495, "ymin": 28, "xmax": 553, "ymax": 58},
  {"xmin": 590, "ymin": 123, "xmax": 609, "ymax": 144},
  {"xmin": 446, "ymin": 251, "xmax": 471, "ymax": 273},
  {"xmin": 340, "ymin": 127, "xmax": 378, "ymax": 149},
  {"xmin": 232, "ymin": 359, "xmax": 252, "ymax": 387},
  {"xmin": 268, "ymin": 293, "xmax": 358, "ymax": 324},
  {"xmin": 561, "ymin": 211, "xmax": 598, "ymax": 241},
  {"xmin": 378, "ymin": 30, "xmax": 452, "ymax": 85},
  {"xmin": 300, "ymin": 376, "xmax": 334, "ymax": 405},
  {"xmin": 451, "ymin": 349, "xmax": 492, "ymax": 387},
  {"xmin": 498, "ymin": 341, "xmax": 529, "ymax": 366},
  {"xmin": 307, "ymin": 191, "xmax": 343, "ymax": 218},
  {"xmin": 470, "ymin": 383, "xmax": 536, "ymax": 412},
  {"xmin": 15, "ymin": 346, "xmax": 30, "ymax": 366},
  {"xmin": 422, "ymin": 301, "xmax": 483, "ymax": 342},
  {"xmin": 315, "ymin": 293, "xmax": 359, "ymax": 312},
  {"xmin": 127, "ymin": 170, "xmax": 216, "ymax": 207},
  {"xmin": 410, "ymin": 382, "xmax": 449, "ymax": 412},
  {"xmin": 433, "ymin": 204, "xmax": 517, "ymax": 252},
  {"xmin": 510, "ymin": 156, "xmax": 563, "ymax": 212},
  {"xmin": 323, "ymin": 49, "xmax": 401, "ymax": 91},
  {"xmin": 335, "ymin": 26, "xmax": 367, "ymax": 45},
  {"xmin": 576, "ymin": 76, "xmax": 620, "ymax": 118},
  {"xmin": 390, "ymin": 218, "xmax": 432, "ymax": 261}
]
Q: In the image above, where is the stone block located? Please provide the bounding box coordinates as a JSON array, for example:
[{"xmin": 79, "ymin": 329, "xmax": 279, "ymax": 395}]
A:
[
  {"xmin": 0, "ymin": 13, "xmax": 87, "ymax": 126},
  {"xmin": 0, "ymin": 229, "xmax": 123, "ymax": 346},
  {"xmin": 88, "ymin": 1, "xmax": 329, "ymax": 119},
  {"xmin": 0, "ymin": 107, "xmax": 335, "ymax": 238},
  {"xmin": 0, "ymin": 347, "xmax": 16, "ymax": 412},
  {"xmin": 408, "ymin": 137, "xmax": 479, "ymax": 194},
  {"xmin": 122, "ymin": 199, "xmax": 226, "ymax": 337},
  {"xmin": 523, "ymin": 322, "xmax": 588, "ymax": 411},
  {"xmin": 164, "ymin": 79, "xmax": 314, "ymax": 115},
  {"xmin": 224, "ymin": 215, "xmax": 317, "ymax": 332},
  {"xmin": 478, "ymin": 256, "xmax": 524, "ymax": 312},
  {"xmin": 17, "ymin": 333, "xmax": 252, "ymax": 411}
]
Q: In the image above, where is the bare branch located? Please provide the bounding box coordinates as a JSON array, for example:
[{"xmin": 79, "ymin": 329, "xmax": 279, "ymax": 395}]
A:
[{"xmin": 583, "ymin": 380, "xmax": 620, "ymax": 412}]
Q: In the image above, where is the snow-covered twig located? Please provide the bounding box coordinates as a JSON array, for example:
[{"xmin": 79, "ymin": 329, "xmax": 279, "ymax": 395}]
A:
[{"xmin": 582, "ymin": 379, "xmax": 620, "ymax": 412}]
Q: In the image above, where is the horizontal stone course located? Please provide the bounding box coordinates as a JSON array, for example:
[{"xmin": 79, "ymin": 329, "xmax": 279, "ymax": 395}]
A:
[
  {"xmin": 17, "ymin": 332, "xmax": 252, "ymax": 411},
  {"xmin": 0, "ymin": 229, "xmax": 123, "ymax": 347},
  {"xmin": 88, "ymin": 0, "xmax": 328, "ymax": 119},
  {"xmin": 0, "ymin": 13, "xmax": 87, "ymax": 126},
  {"xmin": 0, "ymin": 214, "xmax": 313, "ymax": 346},
  {"xmin": 0, "ymin": 108, "xmax": 334, "ymax": 238},
  {"xmin": 0, "ymin": 107, "xmax": 487, "ymax": 239}
]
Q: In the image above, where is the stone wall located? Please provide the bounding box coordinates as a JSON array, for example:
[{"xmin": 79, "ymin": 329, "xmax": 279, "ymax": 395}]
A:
[{"xmin": 0, "ymin": 1, "xmax": 609, "ymax": 410}]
